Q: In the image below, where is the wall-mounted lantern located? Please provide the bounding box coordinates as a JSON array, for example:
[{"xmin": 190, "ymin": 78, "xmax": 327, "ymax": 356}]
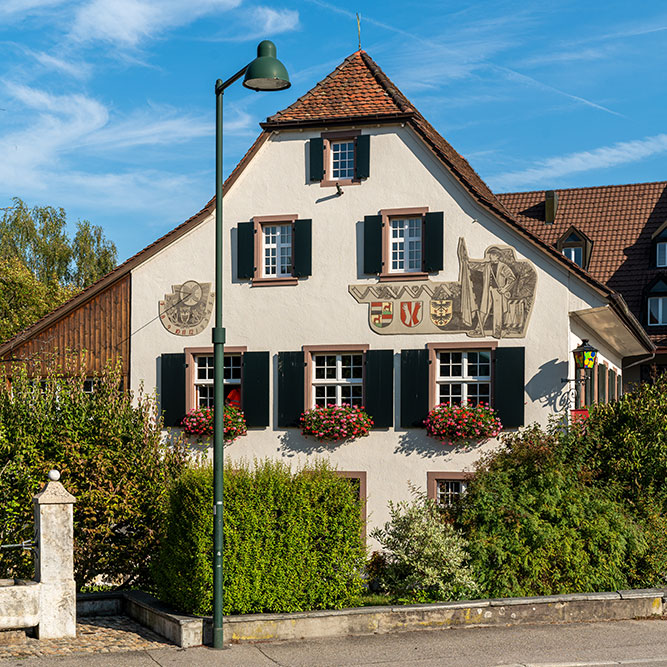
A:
[{"xmin": 572, "ymin": 339, "xmax": 598, "ymax": 372}]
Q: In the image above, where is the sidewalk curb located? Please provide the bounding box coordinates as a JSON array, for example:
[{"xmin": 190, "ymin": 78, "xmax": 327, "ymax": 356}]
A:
[{"xmin": 76, "ymin": 588, "xmax": 667, "ymax": 648}]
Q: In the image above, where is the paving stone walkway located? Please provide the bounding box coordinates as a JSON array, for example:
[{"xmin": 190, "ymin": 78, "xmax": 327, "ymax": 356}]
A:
[{"xmin": 0, "ymin": 616, "xmax": 177, "ymax": 661}]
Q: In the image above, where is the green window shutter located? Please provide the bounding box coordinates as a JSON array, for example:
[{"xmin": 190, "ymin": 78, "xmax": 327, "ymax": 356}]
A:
[
  {"xmin": 278, "ymin": 351, "xmax": 304, "ymax": 427},
  {"xmin": 493, "ymin": 347, "xmax": 525, "ymax": 428},
  {"xmin": 422, "ymin": 211, "xmax": 444, "ymax": 273},
  {"xmin": 237, "ymin": 222, "xmax": 255, "ymax": 280},
  {"xmin": 584, "ymin": 370, "xmax": 593, "ymax": 406},
  {"xmin": 355, "ymin": 134, "xmax": 370, "ymax": 179},
  {"xmin": 597, "ymin": 364, "xmax": 606, "ymax": 403},
  {"xmin": 364, "ymin": 214, "xmax": 383, "ymax": 274},
  {"xmin": 242, "ymin": 351, "xmax": 270, "ymax": 428},
  {"xmin": 293, "ymin": 219, "xmax": 312, "ymax": 278},
  {"xmin": 161, "ymin": 353, "xmax": 186, "ymax": 427},
  {"xmin": 609, "ymin": 368, "xmax": 616, "ymax": 401},
  {"xmin": 365, "ymin": 349, "xmax": 394, "ymax": 428},
  {"xmin": 309, "ymin": 138, "xmax": 324, "ymax": 181},
  {"xmin": 400, "ymin": 349, "xmax": 429, "ymax": 428},
  {"xmin": 617, "ymin": 374, "xmax": 622, "ymax": 398}
]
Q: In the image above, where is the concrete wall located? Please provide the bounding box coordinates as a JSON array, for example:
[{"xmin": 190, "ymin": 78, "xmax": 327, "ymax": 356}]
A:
[{"xmin": 129, "ymin": 123, "xmax": 621, "ymax": 539}]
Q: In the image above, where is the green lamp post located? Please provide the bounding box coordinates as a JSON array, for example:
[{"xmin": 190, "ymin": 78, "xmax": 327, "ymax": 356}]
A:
[{"xmin": 213, "ymin": 40, "xmax": 290, "ymax": 650}]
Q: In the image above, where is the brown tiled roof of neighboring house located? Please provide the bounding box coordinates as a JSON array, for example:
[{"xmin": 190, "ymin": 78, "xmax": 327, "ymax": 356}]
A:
[{"xmin": 498, "ymin": 182, "xmax": 667, "ymax": 348}]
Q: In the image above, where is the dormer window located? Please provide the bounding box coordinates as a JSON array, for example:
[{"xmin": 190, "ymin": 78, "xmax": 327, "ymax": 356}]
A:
[
  {"xmin": 647, "ymin": 279, "xmax": 667, "ymax": 326},
  {"xmin": 556, "ymin": 226, "xmax": 592, "ymax": 270},
  {"xmin": 651, "ymin": 225, "xmax": 667, "ymax": 268},
  {"xmin": 562, "ymin": 243, "xmax": 583, "ymax": 267},
  {"xmin": 658, "ymin": 242, "xmax": 667, "ymax": 267}
]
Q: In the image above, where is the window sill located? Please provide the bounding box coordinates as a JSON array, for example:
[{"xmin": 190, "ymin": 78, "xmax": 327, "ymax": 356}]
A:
[
  {"xmin": 379, "ymin": 272, "xmax": 429, "ymax": 282},
  {"xmin": 320, "ymin": 178, "xmax": 361, "ymax": 188},
  {"xmin": 251, "ymin": 277, "xmax": 299, "ymax": 287}
]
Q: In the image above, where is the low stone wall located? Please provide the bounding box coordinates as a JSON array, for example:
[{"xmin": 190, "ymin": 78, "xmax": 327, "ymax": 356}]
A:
[
  {"xmin": 0, "ymin": 580, "xmax": 39, "ymax": 630},
  {"xmin": 77, "ymin": 588, "xmax": 667, "ymax": 648}
]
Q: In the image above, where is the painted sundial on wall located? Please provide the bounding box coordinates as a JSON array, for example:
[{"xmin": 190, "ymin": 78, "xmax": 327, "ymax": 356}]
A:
[{"xmin": 159, "ymin": 280, "xmax": 214, "ymax": 336}]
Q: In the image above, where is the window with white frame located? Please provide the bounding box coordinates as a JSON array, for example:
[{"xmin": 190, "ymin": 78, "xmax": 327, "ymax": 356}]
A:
[
  {"xmin": 262, "ymin": 224, "xmax": 293, "ymax": 278},
  {"xmin": 194, "ymin": 354, "xmax": 241, "ymax": 407},
  {"xmin": 390, "ymin": 217, "xmax": 422, "ymax": 273},
  {"xmin": 435, "ymin": 478, "xmax": 468, "ymax": 507},
  {"xmin": 331, "ymin": 140, "xmax": 355, "ymax": 180},
  {"xmin": 648, "ymin": 296, "xmax": 667, "ymax": 326},
  {"xmin": 312, "ymin": 353, "xmax": 363, "ymax": 407},
  {"xmin": 562, "ymin": 245, "xmax": 583, "ymax": 267},
  {"xmin": 657, "ymin": 242, "xmax": 667, "ymax": 268},
  {"xmin": 436, "ymin": 350, "xmax": 491, "ymax": 406}
]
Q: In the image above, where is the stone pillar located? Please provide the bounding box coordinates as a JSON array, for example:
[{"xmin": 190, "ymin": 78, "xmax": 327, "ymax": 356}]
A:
[{"xmin": 33, "ymin": 470, "xmax": 76, "ymax": 639}]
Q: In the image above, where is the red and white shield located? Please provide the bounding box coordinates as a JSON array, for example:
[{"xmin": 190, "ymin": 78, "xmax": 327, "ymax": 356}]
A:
[{"xmin": 400, "ymin": 301, "xmax": 423, "ymax": 327}]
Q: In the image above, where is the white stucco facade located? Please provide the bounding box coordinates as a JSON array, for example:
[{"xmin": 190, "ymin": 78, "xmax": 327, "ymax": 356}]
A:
[{"xmin": 129, "ymin": 123, "xmax": 628, "ymax": 538}]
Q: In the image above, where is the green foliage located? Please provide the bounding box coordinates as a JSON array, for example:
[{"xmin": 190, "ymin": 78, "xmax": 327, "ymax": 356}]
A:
[
  {"xmin": 454, "ymin": 424, "xmax": 662, "ymax": 598},
  {"xmin": 563, "ymin": 374, "xmax": 667, "ymax": 510},
  {"xmin": 0, "ymin": 358, "xmax": 187, "ymax": 589},
  {"xmin": 370, "ymin": 490, "xmax": 478, "ymax": 602},
  {"xmin": 0, "ymin": 257, "xmax": 75, "ymax": 342},
  {"xmin": 152, "ymin": 460, "xmax": 366, "ymax": 615},
  {"xmin": 0, "ymin": 198, "xmax": 117, "ymax": 342}
]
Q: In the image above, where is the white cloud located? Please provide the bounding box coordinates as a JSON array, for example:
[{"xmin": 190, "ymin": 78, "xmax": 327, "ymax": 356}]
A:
[
  {"xmin": 27, "ymin": 50, "xmax": 92, "ymax": 79},
  {"xmin": 0, "ymin": 0, "xmax": 66, "ymax": 17},
  {"xmin": 252, "ymin": 6, "xmax": 299, "ymax": 34},
  {"xmin": 69, "ymin": 0, "xmax": 242, "ymax": 47},
  {"xmin": 489, "ymin": 134, "xmax": 667, "ymax": 191}
]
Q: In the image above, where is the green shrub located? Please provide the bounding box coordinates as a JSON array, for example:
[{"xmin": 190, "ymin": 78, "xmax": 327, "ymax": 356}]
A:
[
  {"xmin": 565, "ymin": 374, "xmax": 667, "ymax": 510},
  {"xmin": 454, "ymin": 425, "xmax": 657, "ymax": 598},
  {"xmin": 0, "ymin": 358, "xmax": 187, "ymax": 588},
  {"xmin": 371, "ymin": 491, "xmax": 478, "ymax": 602},
  {"xmin": 152, "ymin": 460, "xmax": 366, "ymax": 615}
]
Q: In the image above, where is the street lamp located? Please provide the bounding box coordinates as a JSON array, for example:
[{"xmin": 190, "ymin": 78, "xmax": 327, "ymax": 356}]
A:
[
  {"xmin": 213, "ymin": 40, "xmax": 290, "ymax": 650},
  {"xmin": 572, "ymin": 339, "xmax": 598, "ymax": 371}
]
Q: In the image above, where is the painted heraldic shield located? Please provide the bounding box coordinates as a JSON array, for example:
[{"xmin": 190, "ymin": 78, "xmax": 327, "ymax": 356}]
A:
[
  {"xmin": 430, "ymin": 299, "xmax": 453, "ymax": 328},
  {"xmin": 370, "ymin": 301, "xmax": 393, "ymax": 328},
  {"xmin": 159, "ymin": 280, "xmax": 214, "ymax": 336},
  {"xmin": 400, "ymin": 301, "xmax": 423, "ymax": 328}
]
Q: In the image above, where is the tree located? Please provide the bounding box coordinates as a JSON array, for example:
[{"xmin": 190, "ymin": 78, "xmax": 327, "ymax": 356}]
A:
[{"xmin": 0, "ymin": 198, "xmax": 117, "ymax": 342}]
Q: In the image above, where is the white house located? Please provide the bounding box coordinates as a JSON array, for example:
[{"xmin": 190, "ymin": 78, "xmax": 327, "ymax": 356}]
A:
[{"xmin": 1, "ymin": 50, "xmax": 653, "ymax": 537}]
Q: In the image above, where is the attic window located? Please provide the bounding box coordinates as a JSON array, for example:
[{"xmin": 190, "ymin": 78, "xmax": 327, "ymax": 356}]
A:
[
  {"xmin": 309, "ymin": 131, "xmax": 370, "ymax": 186},
  {"xmin": 556, "ymin": 227, "xmax": 592, "ymax": 270},
  {"xmin": 651, "ymin": 226, "xmax": 667, "ymax": 268},
  {"xmin": 648, "ymin": 279, "xmax": 667, "ymax": 326}
]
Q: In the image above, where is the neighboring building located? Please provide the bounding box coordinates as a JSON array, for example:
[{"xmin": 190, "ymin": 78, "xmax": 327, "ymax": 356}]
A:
[
  {"xmin": 499, "ymin": 183, "xmax": 667, "ymax": 387},
  {"xmin": 0, "ymin": 51, "xmax": 653, "ymax": 537}
]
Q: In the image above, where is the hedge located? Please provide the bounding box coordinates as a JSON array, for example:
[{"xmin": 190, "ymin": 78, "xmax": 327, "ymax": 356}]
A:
[{"xmin": 152, "ymin": 460, "xmax": 366, "ymax": 615}]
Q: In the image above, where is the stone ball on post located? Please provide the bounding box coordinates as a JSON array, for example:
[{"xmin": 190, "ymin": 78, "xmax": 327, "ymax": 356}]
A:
[{"xmin": 48, "ymin": 470, "xmax": 61, "ymax": 482}]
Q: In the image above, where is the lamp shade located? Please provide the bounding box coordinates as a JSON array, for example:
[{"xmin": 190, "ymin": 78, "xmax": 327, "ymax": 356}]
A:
[
  {"xmin": 572, "ymin": 339, "xmax": 598, "ymax": 370},
  {"xmin": 243, "ymin": 40, "xmax": 291, "ymax": 91}
]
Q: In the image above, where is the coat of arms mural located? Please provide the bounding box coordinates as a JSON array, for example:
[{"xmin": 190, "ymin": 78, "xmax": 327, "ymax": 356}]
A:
[
  {"xmin": 159, "ymin": 280, "xmax": 214, "ymax": 336},
  {"xmin": 349, "ymin": 238, "xmax": 537, "ymax": 338}
]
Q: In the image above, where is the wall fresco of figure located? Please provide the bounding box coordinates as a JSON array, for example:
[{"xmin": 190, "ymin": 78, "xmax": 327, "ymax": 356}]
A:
[{"xmin": 349, "ymin": 238, "xmax": 537, "ymax": 338}]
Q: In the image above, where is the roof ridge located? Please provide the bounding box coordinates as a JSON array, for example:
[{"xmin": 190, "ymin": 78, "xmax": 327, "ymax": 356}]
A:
[{"xmin": 498, "ymin": 180, "xmax": 667, "ymax": 196}]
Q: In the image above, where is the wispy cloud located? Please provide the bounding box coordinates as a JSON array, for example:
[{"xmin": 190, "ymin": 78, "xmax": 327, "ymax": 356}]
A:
[
  {"xmin": 489, "ymin": 134, "xmax": 667, "ymax": 191},
  {"xmin": 0, "ymin": 82, "xmax": 216, "ymax": 222},
  {"xmin": 0, "ymin": 0, "xmax": 66, "ymax": 18},
  {"xmin": 69, "ymin": 0, "xmax": 242, "ymax": 47},
  {"xmin": 306, "ymin": 0, "xmax": 622, "ymax": 118},
  {"xmin": 26, "ymin": 49, "xmax": 92, "ymax": 79},
  {"xmin": 514, "ymin": 47, "xmax": 611, "ymax": 69}
]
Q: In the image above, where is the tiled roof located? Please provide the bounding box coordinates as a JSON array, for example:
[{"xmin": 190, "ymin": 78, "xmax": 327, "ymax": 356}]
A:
[
  {"xmin": 498, "ymin": 182, "xmax": 667, "ymax": 347},
  {"xmin": 267, "ymin": 51, "xmax": 410, "ymax": 122}
]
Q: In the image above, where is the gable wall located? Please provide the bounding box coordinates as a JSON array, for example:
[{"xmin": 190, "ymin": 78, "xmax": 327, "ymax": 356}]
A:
[
  {"xmin": 129, "ymin": 124, "xmax": 621, "ymax": 534},
  {"xmin": 1, "ymin": 275, "xmax": 131, "ymax": 380}
]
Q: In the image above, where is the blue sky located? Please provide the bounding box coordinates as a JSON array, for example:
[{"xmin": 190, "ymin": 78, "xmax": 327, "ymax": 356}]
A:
[{"xmin": 2, "ymin": 1, "xmax": 666, "ymax": 262}]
